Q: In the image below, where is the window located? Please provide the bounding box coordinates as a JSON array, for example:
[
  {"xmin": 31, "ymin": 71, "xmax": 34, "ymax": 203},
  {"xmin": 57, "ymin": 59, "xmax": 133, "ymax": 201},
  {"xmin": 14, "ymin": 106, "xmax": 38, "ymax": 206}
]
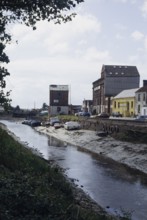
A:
[
  {"xmin": 114, "ymin": 101, "xmax": 116, "ymax": 108},
  {"xmin": 118, "ymin": 102, "xmax": 120, "ymax": 108},
  {"xmin": 143, "ymin": 93, "xmax": 146, "ymax": 101},
  {"xmin": 138, "ymin": 94, "xmax": 140, "ymax": 101},
  {"xmin": 57, "ymin": 106, "xmax": 61, "ymax": 112},
  {"xmin": 58, "ymin": 92, "xmax": 61, "ymax": 97},
  {"xmin": 131, "ymin": 101, "xmax": 133, "ymax": 108},
  {"xmin": 127, "ymin": 102, "xmax": 129, "ymax": 111},
  {"xmin": 138, "ymin": 105, "xmax": 140, "ymax": 113}
]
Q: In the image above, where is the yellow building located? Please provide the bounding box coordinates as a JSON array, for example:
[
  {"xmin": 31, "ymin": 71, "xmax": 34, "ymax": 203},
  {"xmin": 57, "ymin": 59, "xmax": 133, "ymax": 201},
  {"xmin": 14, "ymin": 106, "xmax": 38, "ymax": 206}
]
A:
[{"xmin": 112, "ymin": 88, "xmax": 139, "ymax": 117}]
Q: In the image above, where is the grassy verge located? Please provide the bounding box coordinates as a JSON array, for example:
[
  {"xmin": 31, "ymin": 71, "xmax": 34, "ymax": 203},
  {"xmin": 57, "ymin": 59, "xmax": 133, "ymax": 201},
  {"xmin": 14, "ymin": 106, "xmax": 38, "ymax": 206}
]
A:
[{"xmin": 0, "ymin": 126, "xmax": 130, "ymax": 220}]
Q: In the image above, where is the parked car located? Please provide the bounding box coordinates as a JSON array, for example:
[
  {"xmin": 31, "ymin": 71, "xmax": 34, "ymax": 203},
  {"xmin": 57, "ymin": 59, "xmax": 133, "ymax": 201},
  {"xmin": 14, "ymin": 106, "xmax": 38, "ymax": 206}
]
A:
[
  {"xmin": 39, "ymin": 110, "xmax": 48, "ymax": 116},
  {"xmin": 112, "ymin": 112, "xmax": 122, "ymax": 117},
  {"xmin": 75, "ymin": 112, "xmax": 83, "ymax": 116},
  {"xmin": 44, "ymin": 120, "xmax": 50, "ymax": 126},
  {"xmin": 64, "ymin": 121, "xmax": 80, "ymax": 130},
  {"xmin": 97, "ymin": 112, "xmax": 109, "ymax": 118},
  {"xmin": 22, "ymin": 119, "xmax": 41, "ymax": 127},
  {"xmin": 49, "ymin": 117, "xmax": 60, "ymax": 126},
  {"xmin": 22, "ymin": 119, "xmax": 29, "ymax": 125},
  {"xmin": 135, "ymin": 115, "xmax": 147, "ymax": 121},
  {"xmin": 75, "ymin": 112, "xmax": 90, "ymax": 117},
  {"xmin": 30, "ymin": 120, "xmax": 41, "ymax": 127},
  {"xmin": 81, "ymin": 112, "xmax": 91, "ymax": 117},
  {"xmin": 54, "ymin": 122, "xmax": 63, "ymax": 129}
]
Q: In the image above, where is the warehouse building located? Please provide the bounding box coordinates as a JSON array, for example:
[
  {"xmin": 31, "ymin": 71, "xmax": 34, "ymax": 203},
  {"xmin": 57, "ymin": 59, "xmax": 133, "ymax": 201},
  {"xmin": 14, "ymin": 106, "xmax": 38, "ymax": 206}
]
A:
[{"xmin": 92, "ymin": 65, "xmax": 140, "ymax": 114}]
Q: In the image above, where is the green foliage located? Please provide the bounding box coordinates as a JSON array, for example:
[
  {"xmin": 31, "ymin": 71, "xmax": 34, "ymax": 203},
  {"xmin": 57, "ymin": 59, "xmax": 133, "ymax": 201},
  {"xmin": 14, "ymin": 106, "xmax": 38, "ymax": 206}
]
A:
[
  {"xmin": 58, "ymin": 114, "xmax": 79, "ymax": 122},
  {"xmin": 0, "ymin": 0, "xmax": 84, "ymax": 26},
  {"xmin": 0, "ymin": 10, "xmax": 12, "ymax": 106}
]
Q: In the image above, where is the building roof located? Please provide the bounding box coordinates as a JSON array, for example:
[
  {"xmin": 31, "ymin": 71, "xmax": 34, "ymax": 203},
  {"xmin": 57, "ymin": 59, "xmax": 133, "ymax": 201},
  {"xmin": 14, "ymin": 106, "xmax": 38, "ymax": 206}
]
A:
[
  {"xmin": 93, "ymin": 77, "xmax": 104, "ymax": 85},
  {"xmin": 49, "ymin": 85, "xmax": 69, "ymax": 91},
  {"xmin": 114, "ymin": 88, "xmax": 139, "ymax": 99},
  {"xmin": 136, "ymin": 86, "xmax": 147, "ymax": 93},
  {"xmin": 102, "ymin": 65, "xmax": 140, "ymax": 77}
]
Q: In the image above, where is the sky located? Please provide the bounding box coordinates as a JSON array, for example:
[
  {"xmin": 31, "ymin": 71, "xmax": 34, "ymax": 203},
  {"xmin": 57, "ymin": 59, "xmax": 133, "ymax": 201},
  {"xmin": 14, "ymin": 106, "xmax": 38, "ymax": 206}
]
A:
[{"xmin": 4, "ymin": 0, "xmax": 147, "ymax": 109}]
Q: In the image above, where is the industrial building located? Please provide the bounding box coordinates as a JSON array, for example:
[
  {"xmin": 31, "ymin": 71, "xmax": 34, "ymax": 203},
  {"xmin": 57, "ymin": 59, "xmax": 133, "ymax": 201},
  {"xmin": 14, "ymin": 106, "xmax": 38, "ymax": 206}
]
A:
[
  {"xmin": 49, "ymin": 85, "xmax": 69, "ymax": 115},
  {"xmin": 92, "ymin": 65, "xmax": 140, "ymax": 114}
]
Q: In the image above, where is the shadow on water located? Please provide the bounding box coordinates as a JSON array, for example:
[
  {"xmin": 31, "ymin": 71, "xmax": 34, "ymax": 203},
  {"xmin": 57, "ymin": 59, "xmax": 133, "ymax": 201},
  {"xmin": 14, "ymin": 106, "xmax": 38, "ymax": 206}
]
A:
[
  {"xmin": 48, "ymin": 135, "xmax": 67, "ymax": 148},
  {"xmin": 49, "ymin": 135, "xmax": 147, "ymax": 186},
  {"xmin": 79, "ymin": 146, "xmax": 147, "ymax": 186}
]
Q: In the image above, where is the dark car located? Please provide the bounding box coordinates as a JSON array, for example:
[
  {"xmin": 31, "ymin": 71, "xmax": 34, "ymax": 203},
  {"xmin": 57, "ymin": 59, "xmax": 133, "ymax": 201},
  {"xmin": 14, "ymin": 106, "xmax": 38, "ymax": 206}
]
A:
[
  {"xmin": 135, "ymin": 115, "xmax": 147, "ymax": 121},
  {"xmin": 22, "ymin": 119, "xmax": 41, "ymax": 127},
  {"xmin": 97, "ymin": 112, "xmax": 109, "ymax": 118},
  {"xmin": 81, "ymin": 112, "xmax": 91, "ymax": 117},
  {"xmin": 30, "ymin": 120, "xmax": 41, "ymax": 127}
]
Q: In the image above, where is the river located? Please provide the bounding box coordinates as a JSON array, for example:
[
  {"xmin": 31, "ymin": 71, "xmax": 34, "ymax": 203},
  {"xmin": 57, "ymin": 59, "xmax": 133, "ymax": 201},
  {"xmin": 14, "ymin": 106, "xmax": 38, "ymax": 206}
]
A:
[{"xmin": 1, "ymin": 120, "xmax": 147, "ymax": 220}]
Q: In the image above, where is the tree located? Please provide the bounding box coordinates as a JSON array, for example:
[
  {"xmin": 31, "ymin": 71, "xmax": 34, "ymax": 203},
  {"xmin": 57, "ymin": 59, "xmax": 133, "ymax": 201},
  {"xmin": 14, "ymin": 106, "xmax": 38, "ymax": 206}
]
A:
[
  {"xmin": 42, "ymin": 102, "xmax": 48, "ymax": 110},
  {"xmin": 0, "ymin": 31, "xmax": 11, "ymax": 108},
  {"xmin": 0, "ymin": 0, "xmax": 84, "ymax": 106}
]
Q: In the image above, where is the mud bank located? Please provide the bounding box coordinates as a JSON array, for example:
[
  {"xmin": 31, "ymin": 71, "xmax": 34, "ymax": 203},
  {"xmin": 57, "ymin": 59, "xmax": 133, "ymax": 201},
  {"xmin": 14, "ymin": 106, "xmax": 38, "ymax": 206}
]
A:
[{"xmin": 35, "ymin": 126, "xmax": 147, "ymax": 175}]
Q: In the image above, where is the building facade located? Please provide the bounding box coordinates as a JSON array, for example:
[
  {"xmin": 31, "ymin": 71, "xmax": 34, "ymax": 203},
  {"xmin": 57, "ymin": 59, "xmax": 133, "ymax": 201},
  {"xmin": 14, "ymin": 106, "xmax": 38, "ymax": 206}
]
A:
[
  {"xmin": 135, "ymin": 81, "xmax": 147, "ymax": 116},
  {"xmin": 112, "ymin": 88, "xmax": 139, "ymax": 117},
  {"xmin": 92, "ymin": 65, "xmax": 140, "ymax": 114},
  {"xmin": 82, "ymin": 99, "xmax": 93, "ymax": 113},
  {"xmin": 49, "ymin": 85, "xmax": 69, "ymax": 115}
]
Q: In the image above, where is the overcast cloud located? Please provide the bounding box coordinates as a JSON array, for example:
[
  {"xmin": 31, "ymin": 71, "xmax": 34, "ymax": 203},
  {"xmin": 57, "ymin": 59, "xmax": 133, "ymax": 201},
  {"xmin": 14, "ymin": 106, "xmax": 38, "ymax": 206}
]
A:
[{"xmin": 4, "ymin": 0, "xmax": 147, "ymax": 108}]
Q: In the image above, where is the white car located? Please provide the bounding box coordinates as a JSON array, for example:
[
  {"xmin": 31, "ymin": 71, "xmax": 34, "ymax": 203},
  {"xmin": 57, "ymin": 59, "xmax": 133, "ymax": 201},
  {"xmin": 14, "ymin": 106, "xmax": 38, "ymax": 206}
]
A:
[
  {"xmin": 75, "ymin": 112, "xmax": 83, "ymax": 116},
  {"xmin": 64, "ymin": 121, "xmax": 80, "ymax": 130}
]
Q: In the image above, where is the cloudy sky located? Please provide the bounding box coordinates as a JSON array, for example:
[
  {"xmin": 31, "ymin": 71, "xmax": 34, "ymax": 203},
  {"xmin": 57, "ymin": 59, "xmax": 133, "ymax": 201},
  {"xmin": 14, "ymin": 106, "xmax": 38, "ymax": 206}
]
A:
[{"xmin": 5, "ymin": 0, "xmax": 147, "ymax": 109}]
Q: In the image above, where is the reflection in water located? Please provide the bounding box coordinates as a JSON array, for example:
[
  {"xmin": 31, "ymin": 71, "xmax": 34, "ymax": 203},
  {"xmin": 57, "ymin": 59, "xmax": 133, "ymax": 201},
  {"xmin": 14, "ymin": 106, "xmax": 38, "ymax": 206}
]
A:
[
  {"xmin": 48, "ymin": 136, "xmax": 66, "ymax": 148},
  {"xmin": 1, "ymin": 120, "xmax": 147, "ymax": 220}
]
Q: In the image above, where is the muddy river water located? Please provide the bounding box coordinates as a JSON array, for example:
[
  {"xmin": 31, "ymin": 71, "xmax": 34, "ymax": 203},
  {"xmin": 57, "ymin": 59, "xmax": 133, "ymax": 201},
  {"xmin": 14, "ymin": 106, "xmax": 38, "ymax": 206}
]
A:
[{"xmin": 1, "ymin": 120, "xmax": 147, "ymax": 220}]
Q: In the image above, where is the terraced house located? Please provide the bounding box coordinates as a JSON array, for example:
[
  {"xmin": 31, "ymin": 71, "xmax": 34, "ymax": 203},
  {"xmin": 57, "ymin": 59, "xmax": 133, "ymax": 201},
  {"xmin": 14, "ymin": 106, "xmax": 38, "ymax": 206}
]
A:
[
  {"xmin": 92, "ymin": 64, "xmax": 140, "ymax": 114},
  {"xmin": 135, "ymin": 80, "xmax": 147, "ymax": 116},
  {"xmin": 112, "ymin": 88, "xmax": 139, "ymax": 117}
]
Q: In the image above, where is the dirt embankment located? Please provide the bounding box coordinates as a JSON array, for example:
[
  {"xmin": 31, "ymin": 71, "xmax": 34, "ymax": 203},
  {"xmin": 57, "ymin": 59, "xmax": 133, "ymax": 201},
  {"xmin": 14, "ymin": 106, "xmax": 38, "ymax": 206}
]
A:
[{"xmin": 35, "ymin": 126, "xmax": 147, "ymax": 176}]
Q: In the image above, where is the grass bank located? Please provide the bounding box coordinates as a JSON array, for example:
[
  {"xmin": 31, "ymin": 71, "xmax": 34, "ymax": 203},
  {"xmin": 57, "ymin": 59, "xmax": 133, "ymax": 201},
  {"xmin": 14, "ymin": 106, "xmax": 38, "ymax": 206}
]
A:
[{"xmin": 0, "ymin": 126, "xmax": 131, "ymax": 220}]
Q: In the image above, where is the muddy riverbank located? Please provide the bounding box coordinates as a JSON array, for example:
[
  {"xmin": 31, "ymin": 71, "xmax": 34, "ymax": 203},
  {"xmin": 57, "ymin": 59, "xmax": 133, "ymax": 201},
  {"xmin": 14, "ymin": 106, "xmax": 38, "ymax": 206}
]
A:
[{"xmin": 35, "ymin": 126, "xmax": 147, "ymax": 175}]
